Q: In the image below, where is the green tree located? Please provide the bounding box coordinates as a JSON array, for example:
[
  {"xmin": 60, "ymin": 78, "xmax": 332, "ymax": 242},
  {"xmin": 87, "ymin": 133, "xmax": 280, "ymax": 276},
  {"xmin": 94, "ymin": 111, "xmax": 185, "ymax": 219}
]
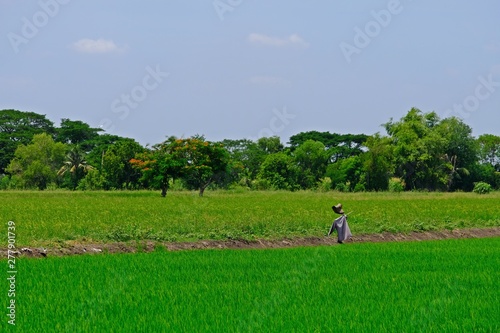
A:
[
  {"xmin": 0, "ymin": 109, "xmax": 55, "ymax": 173},
  {"xmin": 362, "ymin": 134, "xmax": 394, "ymax": 191},
  {"xmin": 289, "ymin": 131, "xmax": 368, "ymax": 162},
  {"xmin": 477, "ymin": 134, "xmax": 500, "ymax": 170},
  {"xmin": 440, "ymin": 154, "xmax": 470, "ymax": 192},
  {"xmin": 326, "ymin": 155, "xmax": 363, "ymax": 191},
  {"xmin": 131, "ymin": 137, "xmax": 184, "ymax": 197},
  {"xmin": 57, "ymin": 146, "xmax": 94, "ymax": 189},
  {"xmin": 292, "ymin": 140, "xmax": 329, "ymax": 189},
  {"xmin": 383, "ymin": 108, "xmax": 447, "ymax": 190},
  {"xmin": 6, "ymin": 133, "xmax": 66, "ymax": 189},
  {"xmin": 435, "ymin": 117, "xmax": 477, "ymax": 191},
  {"xmin": 101, "ymin": 138, "xmax": 145, "ymax": 189},
  {"xmin": 220, "ymin": 139, "xmax": 266, "ymax": 184},
  {"xmin": 174, "ymin": 136, "xmax": 230, "ymax": 196},
  {"xmin": 86, "ymin": 134, "xmax": 129, "ymax": 171},
  {"xmin": 258, "ymin": 152, "xmax": 299, "ymax": 190},
  {"xmin": 55, "ymin": 118, "xmax": 102, "ymax": 151},
  {"xmin": 257, "ymin": 136, "xmax": 284, "ymax": 154}
]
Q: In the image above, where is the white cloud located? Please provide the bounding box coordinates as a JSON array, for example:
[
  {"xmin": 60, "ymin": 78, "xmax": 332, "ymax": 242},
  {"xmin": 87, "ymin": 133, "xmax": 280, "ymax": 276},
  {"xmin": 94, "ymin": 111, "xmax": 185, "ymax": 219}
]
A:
[
  {"xmin": 250, "ymin": 76, "xmax": 291, "ymax": 86},
  {"xmin": 248, "ymin": 33, "xmax": 309, "ymax": 48},
  {"xmin": 71, "ymin": 38, "xmax": 126, "ymax": 54}
]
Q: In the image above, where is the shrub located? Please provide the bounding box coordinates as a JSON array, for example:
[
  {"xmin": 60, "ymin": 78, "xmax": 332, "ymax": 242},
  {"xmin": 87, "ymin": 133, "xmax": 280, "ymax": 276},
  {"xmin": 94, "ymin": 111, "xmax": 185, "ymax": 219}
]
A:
[
  {"xmin": 473, "ymin": 182, "xmax": 492, "ymax": 194},
  {"xmin": 0, "ymin": 174, "xmax": 10, "ymax": 190},
  {"xmin": 251, "ymin": 178, "xmax": 271, "ymax": 190},
  {"xmin": 354, "ymin": 182, "xmax": 366, "ymax": 192},
  {"xmin": 334, "ymin": 182, "xmax": 349, "ymax": 192},
  {"xmin": 388, "ymin": 177, "xmax": 405, "ymax": 192},
  {"xmin": 317, "ymin": 177, "xmax": 332, "ymax": 192},
  {"xmin": 77, "ymin": 169, "xmax": 105, "ymax": 190}
]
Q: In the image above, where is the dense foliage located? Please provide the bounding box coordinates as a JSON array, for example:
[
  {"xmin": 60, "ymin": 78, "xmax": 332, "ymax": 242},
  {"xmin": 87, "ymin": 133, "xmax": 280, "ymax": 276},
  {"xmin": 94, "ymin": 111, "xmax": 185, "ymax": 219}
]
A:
[{"xmin": 1, "ymin": 108, "xmax": 499, "ymax": 193}]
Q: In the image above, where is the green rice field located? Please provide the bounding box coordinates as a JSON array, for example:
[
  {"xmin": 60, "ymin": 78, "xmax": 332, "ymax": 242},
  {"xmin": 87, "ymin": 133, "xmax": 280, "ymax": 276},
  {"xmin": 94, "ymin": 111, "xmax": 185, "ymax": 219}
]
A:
[
  {"xmin": 1, "ymin": 190, "xmax": 500, "ymax": 246},
  {"xmin": 1, "ymin": 191, "xmax": 499, "ymax": 331},
  {"xmin": 3, "ymin": 237, "xmax": 499, "ymax": 332}
]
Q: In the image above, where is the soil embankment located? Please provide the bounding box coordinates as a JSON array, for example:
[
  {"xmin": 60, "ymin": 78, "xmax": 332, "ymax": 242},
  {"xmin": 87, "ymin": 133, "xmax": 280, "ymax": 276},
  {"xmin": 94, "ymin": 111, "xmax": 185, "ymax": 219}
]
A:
[{"xmin": 3, "ymin": 227, "xmax": 499, "ymax": 258}]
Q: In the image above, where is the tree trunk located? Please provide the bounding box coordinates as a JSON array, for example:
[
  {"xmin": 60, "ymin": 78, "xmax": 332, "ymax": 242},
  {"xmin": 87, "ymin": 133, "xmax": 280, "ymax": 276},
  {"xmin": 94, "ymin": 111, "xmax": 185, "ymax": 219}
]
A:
[{"xmin": 199, "ymin": 179, "xmax": 212, "ymax": 197}]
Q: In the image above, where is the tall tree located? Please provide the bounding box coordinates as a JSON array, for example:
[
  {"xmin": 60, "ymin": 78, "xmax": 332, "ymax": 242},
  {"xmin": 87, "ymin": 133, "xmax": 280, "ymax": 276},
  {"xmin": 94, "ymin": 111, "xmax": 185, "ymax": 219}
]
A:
[
  {"xmin": 56, "ymin": 118, "xmax": 102, "ymax": 151},
  {"xmin": 86, "ymin": 134, "xmax": 129, "ymax": 171},
  {"xmin": 362, "ymin": 134, "xmax": 394, "ymax": 191},
  {"xmin": 435, "ymin": 117, "xmax": 477, "ymax": 191},
  {"xmin": 258, "ymin": 152, "xmax": 299, "ymax": 190},
  {"xmin": 326, "ymin": 155, "xmax": 363, "ymax": 191},
  {"xmin": 101, "ymin": 138, "xmax": 145, "ymax": 189},
  {"xmin": 257, "ymin": 136, "xmax": 284, "ymax": 154},
  {"xmin": 174, "ymin": 136, "xmax": 230, "ymax": 196},
  {"xmin": 131, "ymin": 137, "xmax": 184, "ymax": 197},
  {"xmin": 383, "ymin": 108, "xmax": 447, "ymax": 190},
  {"xmin": 292, "ymin": 140, "xmax": 329, "ymax": 189},
  {"xmin": 289, "ymin": 131, "xmax": 368, "ymax": 162},
  {"xmin": 57, "ymin": 146, "xmax": 94, "ymax": 189},
  {"xmin": 220, "ymin": 139, "xmax": 265, "ymax": 181},
  {"xmin": 0, "ymin": 109, "xmax": 55, "ymax": 173},
  {"xmin": 6, "ymin": 133, "xmax": 66, "ymax": 190},
  {"xmin": 477, "ymin": 134, "xmax": 500, "ymax": 170}
]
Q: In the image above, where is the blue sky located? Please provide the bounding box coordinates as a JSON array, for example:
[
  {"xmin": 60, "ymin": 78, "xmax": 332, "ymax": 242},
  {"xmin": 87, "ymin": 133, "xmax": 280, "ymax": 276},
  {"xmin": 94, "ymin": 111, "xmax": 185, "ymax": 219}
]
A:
[{"xmin": 2, "ymin": 0, "xmax": 499, "ymax": 146}]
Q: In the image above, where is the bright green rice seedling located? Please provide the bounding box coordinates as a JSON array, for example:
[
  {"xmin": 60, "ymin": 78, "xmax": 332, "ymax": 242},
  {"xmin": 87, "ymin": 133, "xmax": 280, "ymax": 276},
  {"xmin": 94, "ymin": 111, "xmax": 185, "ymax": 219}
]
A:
[{"xmin": 3, "ymin": 237, "xmax": 499, "ymax": 332}]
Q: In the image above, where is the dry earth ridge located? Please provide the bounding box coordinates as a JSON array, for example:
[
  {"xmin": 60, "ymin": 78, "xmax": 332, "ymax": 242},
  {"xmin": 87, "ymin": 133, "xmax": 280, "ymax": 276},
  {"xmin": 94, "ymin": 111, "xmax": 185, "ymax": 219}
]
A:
[{"xmin": 3, "ymin": 227, "xmax": 500, "ymax": 258}]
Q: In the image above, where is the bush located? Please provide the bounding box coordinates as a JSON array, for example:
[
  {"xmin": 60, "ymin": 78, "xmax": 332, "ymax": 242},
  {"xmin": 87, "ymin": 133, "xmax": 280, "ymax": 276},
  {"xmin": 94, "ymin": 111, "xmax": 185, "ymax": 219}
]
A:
[
  {"xmin": 473, "ymin": 182, "xmax": 493, "ymax": 194},
  {"xmin": 251, "ymin": 178, "xmax": 271, "ymax": 191},
  {"xmin": 388, "ymin": 177, "xmax": 405, "ymax": 193},
  {"xmin": 77, "ymin": 169, "xmax": 105, "ymax": 190},
  {"xmin": 334, "ymin": 182, "xmax": 349, "ymax": 192},
  {"xmin": 0, "ymin": 174, "xmax": 10, "ymax": 190},
  {"xmin": 353, "ymin": 182, "xmax": 366, "ymax": 192},
  {"xmin": 317, "ymin": 177, "xmax": 332, "ymax": 192}
]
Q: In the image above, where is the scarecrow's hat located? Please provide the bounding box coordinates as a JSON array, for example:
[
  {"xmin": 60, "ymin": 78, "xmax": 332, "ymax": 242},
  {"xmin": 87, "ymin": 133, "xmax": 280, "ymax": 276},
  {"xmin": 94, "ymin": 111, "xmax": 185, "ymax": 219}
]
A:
[{"xmin": 332, "ymin": 203, "xmax": 344, "ymax": 215}]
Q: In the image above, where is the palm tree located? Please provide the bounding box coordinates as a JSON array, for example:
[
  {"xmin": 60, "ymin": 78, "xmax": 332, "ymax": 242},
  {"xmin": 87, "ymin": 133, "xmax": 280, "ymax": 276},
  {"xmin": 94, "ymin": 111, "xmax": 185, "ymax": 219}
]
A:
[
  {"xmin": 443, "ymin": 154, "xmax": 470, "ymax": 192},
  {"xmin": 58, "ymin": 146, "xmax": 94, "ymax": 189}
]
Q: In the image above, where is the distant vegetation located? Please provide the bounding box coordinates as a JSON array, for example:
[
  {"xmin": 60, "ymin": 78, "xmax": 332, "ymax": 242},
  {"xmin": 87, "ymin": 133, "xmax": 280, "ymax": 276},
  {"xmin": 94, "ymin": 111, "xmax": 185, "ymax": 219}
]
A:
[{"xmin": 1, "ymin": 108, "xmax": 499, "ymax": 194}]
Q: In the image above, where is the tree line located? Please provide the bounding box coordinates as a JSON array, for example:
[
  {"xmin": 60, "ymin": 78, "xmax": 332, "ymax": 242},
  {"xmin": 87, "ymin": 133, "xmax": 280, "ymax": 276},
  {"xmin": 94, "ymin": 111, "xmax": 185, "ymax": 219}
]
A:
[{"xmin": 1, "ymin": 108, "xmax": 499, "ymax": 195}]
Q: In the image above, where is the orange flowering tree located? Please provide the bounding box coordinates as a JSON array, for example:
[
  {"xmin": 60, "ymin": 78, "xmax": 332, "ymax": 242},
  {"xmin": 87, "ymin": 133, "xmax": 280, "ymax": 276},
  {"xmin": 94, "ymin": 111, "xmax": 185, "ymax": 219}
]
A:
[
  {"xmin": 131, "ymin": 135, "xmax": 230, "ymax": 197},
  {"xmin": 172, "ymin": 135, "xmax": 230, "ymax": 196},
  {"xmin": 130, "ymin": 136, "xmax": 185, "ymax": 197}
]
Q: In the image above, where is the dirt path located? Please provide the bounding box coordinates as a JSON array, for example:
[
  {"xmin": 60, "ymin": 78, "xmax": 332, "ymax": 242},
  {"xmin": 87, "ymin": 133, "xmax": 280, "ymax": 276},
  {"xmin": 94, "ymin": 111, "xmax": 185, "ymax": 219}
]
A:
[{"xmin": 4, "ymin": 227, "xmax": 500, "ymax": 258}]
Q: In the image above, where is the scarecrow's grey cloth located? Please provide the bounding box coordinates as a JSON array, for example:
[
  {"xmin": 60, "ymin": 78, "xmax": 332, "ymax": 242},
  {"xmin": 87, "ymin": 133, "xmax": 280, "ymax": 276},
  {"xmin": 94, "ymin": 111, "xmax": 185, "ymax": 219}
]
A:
[{"xmin": 328, "ymin": 215, "xmax": 352, "ymax": 242}]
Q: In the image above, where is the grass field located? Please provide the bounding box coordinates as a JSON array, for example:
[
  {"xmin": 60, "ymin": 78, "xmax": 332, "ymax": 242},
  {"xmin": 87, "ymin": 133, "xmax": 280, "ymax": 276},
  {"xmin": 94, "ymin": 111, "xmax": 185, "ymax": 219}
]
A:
[
  {"xmin": 2, "ymin": 237, "xmax": 499, "ymax": 332},
  {"xmin": 1, "ymin": 190, "xmax": 499, "ymax": 246},
  {"xmin": 2, "ymin": 191, "xmax": 499, "ymax": 331}
]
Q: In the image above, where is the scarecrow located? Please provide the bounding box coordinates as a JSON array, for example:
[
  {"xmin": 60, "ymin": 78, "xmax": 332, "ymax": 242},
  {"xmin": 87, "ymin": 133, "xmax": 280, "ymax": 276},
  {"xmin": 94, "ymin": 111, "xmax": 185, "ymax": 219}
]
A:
[{"xmin": 328, "ymin": 203, "xmax": 352, "ymax": 244}]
